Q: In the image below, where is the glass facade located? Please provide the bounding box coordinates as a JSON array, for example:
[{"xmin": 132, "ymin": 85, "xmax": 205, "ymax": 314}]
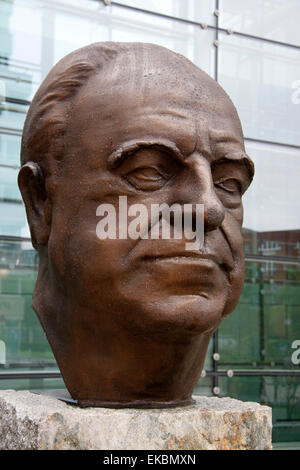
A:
[{"xmin": 0, "ymin": 0, "xmax": 299, "ymax": 446}]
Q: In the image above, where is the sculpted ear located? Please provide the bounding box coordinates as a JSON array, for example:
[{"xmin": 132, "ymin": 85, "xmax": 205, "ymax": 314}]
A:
[{"xmin": 18, "ymin": 162, "xmax": 51, "ymax": 249}]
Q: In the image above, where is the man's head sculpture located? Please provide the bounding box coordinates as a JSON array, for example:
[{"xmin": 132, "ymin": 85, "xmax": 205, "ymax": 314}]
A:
[{"xmin": 19, "ymin": 42, "xmax": 254, "ymax": 408}]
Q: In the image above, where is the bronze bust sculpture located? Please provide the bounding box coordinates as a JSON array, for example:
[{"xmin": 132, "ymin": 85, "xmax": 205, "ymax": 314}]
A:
[{"xmin": 18, "ymin": 42, "xmax": 254, "ymax": 408}]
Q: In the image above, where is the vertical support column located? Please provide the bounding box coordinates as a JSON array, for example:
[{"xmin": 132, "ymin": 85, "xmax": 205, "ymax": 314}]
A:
[{"xmin": 212, "ymin": 0, "xmax": 220, "ymax": 397}]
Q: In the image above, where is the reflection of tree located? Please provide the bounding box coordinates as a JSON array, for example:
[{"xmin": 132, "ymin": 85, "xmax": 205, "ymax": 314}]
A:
[
  {"xmin": 285, "ymin": 377, "xmax": 300, "ymax": 421},
  {"xmin": 265, "ymin": 376, "xmax": 300, "ymax": 421}
]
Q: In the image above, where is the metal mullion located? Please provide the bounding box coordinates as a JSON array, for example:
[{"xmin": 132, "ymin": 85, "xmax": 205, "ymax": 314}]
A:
[
  {"xmin": 99, "ymin": 1, "xmax": 300, "ymax": 51},
  {"xmin": 0, "ymin": 127, "xmax": 22, "ymax": 136},
  {"xmin": 211, "ymin": 0, "xmax": 220, "ymax": 397},
  {"xmin": 1, "ymin": 368, "xmax": 300, "ymax": 381},
  {"xmin": 0, "ymin": 235, "xmax": 31, "ymax": 242},
  {"xmin": 245, "ymin": 255, "xmax": 300, "ymax": 265},
  {"xmin": 0, "ymin": 163, "xmax": 20, "ymax": 170},
  {"xmin": 0, "ymin": 371, "xmax": 61, "ymax": 380},
  {"xmin": 244, "ymin": 137, "xmax": 300, "ymax": 150},
  {"xmin": 5, "ymin": 97, "xmax": 31, "ymax": 107},
  {"xmin": 205, "ymin": 370, "xmax": 300, "ymax": 377}
]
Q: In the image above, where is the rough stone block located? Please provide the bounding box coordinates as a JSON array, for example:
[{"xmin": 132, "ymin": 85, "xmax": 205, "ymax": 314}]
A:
[{"xmin": 0, "ymin": 390, "xmax": 272, "ymax": 450}]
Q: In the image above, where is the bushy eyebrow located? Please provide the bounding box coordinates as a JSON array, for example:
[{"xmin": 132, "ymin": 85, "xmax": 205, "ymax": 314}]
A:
[
  {"xmin": 107, "ymin": 138, "xmax": 255, "ymax": 184},
  {"xmin": 221, "ymin": 152, "xmax": 255, "ymax": 181},
  {"xmin": 209, "ymin": 130, "xmax": 254, "ymax": 169},
  {"xmin": 211, "ymin": 153, "xmax": 255, "ymax": 188},
  {"xmin": 107, "ymin": 139, "xmax": 183, "ymax": 169}
]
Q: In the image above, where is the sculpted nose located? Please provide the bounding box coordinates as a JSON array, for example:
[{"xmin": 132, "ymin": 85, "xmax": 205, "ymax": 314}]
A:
[
  {"xmin": 176, "ymin": 157, "xmax": 225, "ymax": 233},
  {"xmin": 202, "ymin": 196, "xmax": 225, "ymax": 232}
]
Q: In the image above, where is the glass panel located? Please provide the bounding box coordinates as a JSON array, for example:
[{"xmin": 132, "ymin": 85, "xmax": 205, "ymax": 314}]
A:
[
  {"xmin": 0, "ymin": 102, "xmax": 28, "ymax": 132},
  {"xmin": 219, "ymin": 260, "xmax": 300, "ymax": 368},
  {"xmin": 53, "ymin": 3, "xmax": 215, "ymax": 76},
  {"xmin": 218, "ymin": 376, "xmax": 300, "ymax": 443},
  {"xmin": 203, "ymin": 337, "xmax": 213, "ymax": 371},
  {"xmin": 0, "ymin": 202, "xmax": 28, "ymax": 237},
  {"xmin": 194, "ymin": 376, "xmax": 213, "ymax": 396},
  {"xmin": 0, "ymin": 133, "xmax": 21, "ymax": 167},
  {"xmin": 0, "ymin": 240, "xmax": 56, "ymax": 374},
  {"xmin": 218, "ymin": 33, "xmax": 300, "ymax": 146},
  {"xmin": 115, "ymin": 0, "xmax": 215, "ymax": 26},
  {"xmin": 0, "ymin": 377, "xmax": 64, "ymax": 392},
  {"xmin": 0, "ymin": 64, "xmax": 36, "ymax": 103},
  {"xmin": 0, "ymin": 0, "xmax": 216, "ymax": 83},
  {"xmin": 0, "ymin": 166, "xmax": 21, "ymax": 201},
  {"xmin": 218, "ymin": 291, "xmax": 260, "ymax": 365},
  {"xmin": 242, "ymin": 141, "xmax": 300, "ymax": 257},
  {"xmin": 52, "ymin": 2, "xmax": 110, "ymax": 64},
  {"xmin": 219, "ymin": 0, "xmax": 300, "ymax": 47}
]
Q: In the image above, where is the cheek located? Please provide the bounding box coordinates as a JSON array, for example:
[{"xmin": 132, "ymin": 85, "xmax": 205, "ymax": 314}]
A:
[
  {"xmin": 223, "ymin": 255, "xmax": 245, "ymax": 317},
  {"xmin": 221, "ymin": 209, "xmax": 245, "ymax": 316},
  {"xmin": 50, "ymin": 213, "xmax": 139, "ymax": 299},
  {"xmin": 227, "ymin": 203, "xmax": 243, "ymax": 226}
]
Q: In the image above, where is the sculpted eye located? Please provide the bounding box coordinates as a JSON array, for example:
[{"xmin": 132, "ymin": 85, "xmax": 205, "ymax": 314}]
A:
[
  {"xmin": 214, "ymin": 178, "xmax": 241, "ymax": 194},
  {"xmin": 124, "ymin": 166, "xmax": 167, "ymax": 191}
]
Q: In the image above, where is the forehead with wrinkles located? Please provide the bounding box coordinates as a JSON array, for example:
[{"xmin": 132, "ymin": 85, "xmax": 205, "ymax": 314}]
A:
[
  {"xmin": 67, "ymin": 46, "xmax": 244, "ymax": 164},
  {"xmin": 73, "ymin": 44, "xmax": 241, "ymax": 122},
  {"xmin": 21, "ymin": 42, "xmax": 245, "ymax": 172}
]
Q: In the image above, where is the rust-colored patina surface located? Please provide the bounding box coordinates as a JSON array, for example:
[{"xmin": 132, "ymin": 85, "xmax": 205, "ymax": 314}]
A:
[{"xmin": 18, "ymin": 42, "xmax": 254, "ymax": 408}]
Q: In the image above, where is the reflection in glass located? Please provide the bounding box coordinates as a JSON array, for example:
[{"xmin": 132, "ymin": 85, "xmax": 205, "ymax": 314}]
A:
[
  {"xmin": 0, "ymin": 133, "xmax": 21, "ymax": 167},
  {"xmin": 0, "ymin": 240, "xmax": 57, "ymax": 373},
  {"xmin": 219, "ymin": 260, "xmax": 300, "ymax": 367},
  {"xmin": 242, "ymin": 140, "xmax": 300, "ymax": 257},
  {"xmin": 218, "ymin": 376, "xmax": 300, "ymax": 442},
  {"xmin": 0, "ymin": 166, "xmax": 22, "ymax": 201},
  {"xmin": 219, "ymin": 0, "xmax": 300, "ymax": 46},
  {"xmin": 218, "ymin": 33, "xmax": 300, "ymax": 146},
  {"xmin": 115, "ymin": 0, "xmax": 215, "ymax": 26},
  {"xmin": 0, "ymin": 377, "xmax": 64, "ymax": 392}
]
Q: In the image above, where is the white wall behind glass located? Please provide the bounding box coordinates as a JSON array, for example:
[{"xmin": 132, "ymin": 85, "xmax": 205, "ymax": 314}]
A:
[
  {"xmin": 218, "ymin": 33, "xmax": 300, "ymax": 146},
  {"xmin": 0, "ymin": 133, "xmax": 21, "ymax": 167},
  {"xmin": 52, "ymin": 2, "xmax": 215, "ymax": 77},
  {"xmin": 115, "ymin": 0, "xmax": 216, "ymax": 26},
  {"xmin": 0, "ymin": 202, "xmax": 27, "ymax": 237},
  {"xmin": 220, "ymin": 0, "xmax": 300, "ymax": 46},
  {"xmin": 243, "ymin": 141, "xmax": 300, "ymax": 233}
]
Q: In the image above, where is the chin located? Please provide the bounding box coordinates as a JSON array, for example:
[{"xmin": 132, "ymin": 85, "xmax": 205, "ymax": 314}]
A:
[{"xmin": 114, "ymin": 292, "xmax": 227, "ymax": 340}]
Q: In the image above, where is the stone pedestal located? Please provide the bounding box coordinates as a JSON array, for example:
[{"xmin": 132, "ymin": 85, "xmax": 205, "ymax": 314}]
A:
[{"xmin": 0, "ymin": 390, "xmax": 272, "ymax": 450}]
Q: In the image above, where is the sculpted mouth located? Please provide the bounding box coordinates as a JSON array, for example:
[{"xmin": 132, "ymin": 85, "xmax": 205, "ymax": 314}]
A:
[
  {"xmin": 142, "ymin": 253, "xmax": 218, "ymax": 264},
  {"xmin": 141, "ymin": 252, "xmax": 232, "ymax": 274}
]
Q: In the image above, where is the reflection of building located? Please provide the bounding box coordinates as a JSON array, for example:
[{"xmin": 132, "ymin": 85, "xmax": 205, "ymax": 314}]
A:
[
  {"xmin": 0, "ymin": 293, "xmax": 24, "ymax": 357},
  {"xmin": 243, "ymin": 228, "xmax": 300, "ymax": 280},
  {"xmin": 258, "ymin": 230, "xmax": 300, "ymax": 259},
  {"xmin": 244, "ymin": 228, "xmax": 300, "ymax": 258}
]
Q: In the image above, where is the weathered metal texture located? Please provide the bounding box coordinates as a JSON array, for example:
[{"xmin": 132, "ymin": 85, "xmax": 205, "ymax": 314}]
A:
[{"xmin": 18, "ymin": 43, "xmax": 254, "ymax": 408}]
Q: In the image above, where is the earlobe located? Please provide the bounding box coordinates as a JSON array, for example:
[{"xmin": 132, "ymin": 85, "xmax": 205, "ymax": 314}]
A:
[{"xmin": 18, "ymin": 162, "xmax": 51, "ymax": 248}]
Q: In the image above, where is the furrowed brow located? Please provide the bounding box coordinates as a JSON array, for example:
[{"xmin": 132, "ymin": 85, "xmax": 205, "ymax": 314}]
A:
[
  {"xmin": 107, "ymin": 139, "xmax": 183, "ymax": 169},
  {"xmin": 212, "ymin": 152, "xmax": 255, "ymax": 182}
]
